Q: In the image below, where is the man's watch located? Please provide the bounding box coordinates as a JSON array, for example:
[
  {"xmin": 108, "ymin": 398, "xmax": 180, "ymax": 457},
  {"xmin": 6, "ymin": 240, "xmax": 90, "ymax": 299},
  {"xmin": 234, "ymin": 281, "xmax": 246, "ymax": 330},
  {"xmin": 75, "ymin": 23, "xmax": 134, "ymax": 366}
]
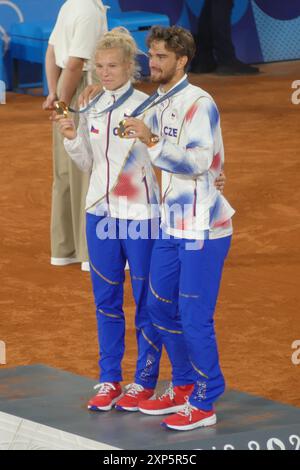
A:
[{"xmin": 147, "ymin": 134, "xmax": 160, "ymax": 148}]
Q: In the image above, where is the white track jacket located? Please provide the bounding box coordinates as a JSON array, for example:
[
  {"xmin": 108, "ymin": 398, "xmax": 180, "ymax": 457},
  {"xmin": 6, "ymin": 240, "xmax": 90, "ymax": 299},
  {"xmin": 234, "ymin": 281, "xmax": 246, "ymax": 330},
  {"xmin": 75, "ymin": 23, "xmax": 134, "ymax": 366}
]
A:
[
  {"xmin": 64, "ymin": 81, "xmax": 160, "ymax": 220},
  {"xmin": 145, "ymin": 75, "xmax": 235, "ymax": 240}
]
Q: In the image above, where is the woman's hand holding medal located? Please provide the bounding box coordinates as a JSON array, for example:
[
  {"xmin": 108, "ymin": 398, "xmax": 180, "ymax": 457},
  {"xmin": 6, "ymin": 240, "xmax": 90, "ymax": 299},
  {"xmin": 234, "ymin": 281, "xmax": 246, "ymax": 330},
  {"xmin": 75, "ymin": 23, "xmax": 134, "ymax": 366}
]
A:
[
  {"xmin": 54, "ymin": 114, "xmax": 77, "ymax": 140},
  {"xmin": 48, "ymin": 101, "xmax": 76, "ymax": 140}
]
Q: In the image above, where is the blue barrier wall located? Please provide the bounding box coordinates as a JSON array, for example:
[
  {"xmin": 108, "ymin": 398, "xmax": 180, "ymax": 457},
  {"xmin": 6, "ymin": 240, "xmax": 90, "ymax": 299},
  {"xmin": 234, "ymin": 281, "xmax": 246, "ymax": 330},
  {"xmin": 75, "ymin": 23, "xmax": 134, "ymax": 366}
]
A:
[
  {"xmin": 0, "ymin": 0, "xmax": 64, "ymax": 85},
  {"xmin": 119, "ymin": 0, "xmax": 300, "ymax": 64},
  {"xmin": 1, "ymin": 1, "xmax": 300, "ymax": 86}
]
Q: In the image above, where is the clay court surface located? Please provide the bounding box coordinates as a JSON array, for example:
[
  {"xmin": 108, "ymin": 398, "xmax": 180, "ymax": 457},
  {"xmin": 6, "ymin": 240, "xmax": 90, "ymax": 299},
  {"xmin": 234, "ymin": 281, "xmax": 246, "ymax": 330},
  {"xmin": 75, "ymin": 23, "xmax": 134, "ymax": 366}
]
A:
[{"xmin": 0, "ymin": 61, "xmax": 299, "ymax": 407}]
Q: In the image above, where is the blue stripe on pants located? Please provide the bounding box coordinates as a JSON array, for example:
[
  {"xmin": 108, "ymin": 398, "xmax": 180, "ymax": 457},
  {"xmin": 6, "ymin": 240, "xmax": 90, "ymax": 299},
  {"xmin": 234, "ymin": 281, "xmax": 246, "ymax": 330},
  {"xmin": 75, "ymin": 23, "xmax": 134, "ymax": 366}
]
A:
[
  {"xmin": 86, "ymin": 213, "xmax": 162, "ymax": 388},
  {"xmin": 147, "ymin": 231, "xmax": 231, "ymax": 410}
]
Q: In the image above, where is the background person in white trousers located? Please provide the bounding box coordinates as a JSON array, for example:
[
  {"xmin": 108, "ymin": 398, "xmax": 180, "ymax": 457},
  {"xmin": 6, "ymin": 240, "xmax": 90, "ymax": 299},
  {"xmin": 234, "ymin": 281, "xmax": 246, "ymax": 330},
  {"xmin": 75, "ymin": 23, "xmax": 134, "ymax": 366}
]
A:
[{"xmin": 43, "ymin": 0, "xmax": 107, "ymax": 272}]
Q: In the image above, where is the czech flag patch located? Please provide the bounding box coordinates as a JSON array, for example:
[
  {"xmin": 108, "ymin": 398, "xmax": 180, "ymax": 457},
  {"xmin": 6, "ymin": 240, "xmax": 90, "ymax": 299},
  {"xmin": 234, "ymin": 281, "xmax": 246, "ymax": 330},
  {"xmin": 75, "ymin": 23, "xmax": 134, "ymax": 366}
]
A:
[{"xmin": 91, "ymin": 125, "xmax": 99, "ymax": 134}]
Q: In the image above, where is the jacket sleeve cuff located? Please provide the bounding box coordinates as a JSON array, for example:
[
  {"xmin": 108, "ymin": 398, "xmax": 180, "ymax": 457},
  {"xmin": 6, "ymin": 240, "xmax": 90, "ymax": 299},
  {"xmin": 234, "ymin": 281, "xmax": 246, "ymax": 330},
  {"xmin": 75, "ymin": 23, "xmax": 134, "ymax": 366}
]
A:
[
  {"xmin": 63, "ymin": 136, "xmax": 82, "ymax": 152},
  {"xmin": 147, "ymin": 139, "xmax": 163, "ymax": 159}
]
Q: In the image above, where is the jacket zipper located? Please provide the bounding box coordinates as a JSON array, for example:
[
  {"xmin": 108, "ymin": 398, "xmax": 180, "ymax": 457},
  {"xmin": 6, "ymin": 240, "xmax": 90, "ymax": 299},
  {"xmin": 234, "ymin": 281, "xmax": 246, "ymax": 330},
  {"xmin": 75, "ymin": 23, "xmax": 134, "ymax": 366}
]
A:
[
  {"xmin": 142, "ymin": 167, "xmax": 150, "ymax": 204},
  {"xmin": 193, "ymin": 180, "xmax": 197, "ymax": 217},
  {"xmin": 162, "ymin": 175, "xmax": 172, "ymax": 204},
  {"xmin": 160, "ymin": 99, "xmax": 170, "ymax": 136},
  {"xmin": 162, "ymin": 175, "xmax": 173, "ymax": 222},
  {"xmin": 160, "ymin": 100, "xmax": 173, "ymax": 218},
  {"xmin": 104, "ymin": 97, "xmax": 115, "ymax": 209}
]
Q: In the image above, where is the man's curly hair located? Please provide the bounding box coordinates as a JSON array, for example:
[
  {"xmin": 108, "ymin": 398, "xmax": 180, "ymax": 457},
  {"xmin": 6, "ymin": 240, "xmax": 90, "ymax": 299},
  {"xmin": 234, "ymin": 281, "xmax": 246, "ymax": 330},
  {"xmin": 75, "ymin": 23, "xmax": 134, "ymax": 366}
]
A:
[{"xmin": 147, "ymin": 26, "xmax": 196, "ymax": 71}]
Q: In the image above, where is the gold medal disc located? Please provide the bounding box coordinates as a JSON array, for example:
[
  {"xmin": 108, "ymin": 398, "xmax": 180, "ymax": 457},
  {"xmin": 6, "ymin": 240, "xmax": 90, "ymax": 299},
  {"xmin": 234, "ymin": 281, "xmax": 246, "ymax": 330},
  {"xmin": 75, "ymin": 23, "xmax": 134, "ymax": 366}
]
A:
[
  {"xmin": 55, "ymin": 101, "xmax": 69, "ymax": 118},
  {"xmin": 117, "ymin": 119, "xmax": 127, "ymax": 138}
]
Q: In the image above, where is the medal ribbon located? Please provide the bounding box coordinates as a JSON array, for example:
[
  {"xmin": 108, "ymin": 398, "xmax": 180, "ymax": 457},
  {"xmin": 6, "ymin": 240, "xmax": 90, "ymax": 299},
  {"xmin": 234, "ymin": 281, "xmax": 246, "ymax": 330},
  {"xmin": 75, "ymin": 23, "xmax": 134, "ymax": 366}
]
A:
[
  {"xmin": 130, "ymin": 78, "xmax": 189, "ymax": 118},
  {"xmin": 68, "ymin": 85, "xmax": 134, "ymax": 115},
  {"xmin": 67, "ymin": 78, "xmax": 189, "ymax": 119}
]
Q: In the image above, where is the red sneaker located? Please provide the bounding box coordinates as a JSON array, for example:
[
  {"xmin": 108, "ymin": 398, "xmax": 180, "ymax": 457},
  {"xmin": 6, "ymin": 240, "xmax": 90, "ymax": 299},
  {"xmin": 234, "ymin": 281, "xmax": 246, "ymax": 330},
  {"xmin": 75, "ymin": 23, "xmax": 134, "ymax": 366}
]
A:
[
  {"xmin": 115, "ymin": 383, "xmax": 155, "ymax": 411},
  {"xmin": 138, "ymin": 383, "xmax": 194, "ymax": 415},
  {"xmin": 161, "ymin": 401, "xmax": 217, "ymax": 431},
  {"xmin": 87, "ymin": 382, "xmax": 123, "ymax": 411}
]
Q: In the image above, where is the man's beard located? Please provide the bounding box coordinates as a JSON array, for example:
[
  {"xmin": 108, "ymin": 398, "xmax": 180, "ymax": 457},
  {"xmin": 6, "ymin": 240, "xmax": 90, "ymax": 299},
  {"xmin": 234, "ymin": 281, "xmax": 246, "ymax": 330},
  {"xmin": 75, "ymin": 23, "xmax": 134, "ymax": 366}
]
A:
[{"xmin": 150, "ymin": 66, "xmax": 177, "ymax": 85}]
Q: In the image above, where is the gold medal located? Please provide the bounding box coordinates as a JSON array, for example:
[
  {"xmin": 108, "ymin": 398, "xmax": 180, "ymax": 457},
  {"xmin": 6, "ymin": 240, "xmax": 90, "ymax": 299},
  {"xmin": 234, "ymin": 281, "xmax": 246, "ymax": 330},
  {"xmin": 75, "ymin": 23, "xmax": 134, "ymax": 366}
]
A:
[
  {"xmin": 55, "ymin": 101, "xmax": 69, "ymax": 118},
  {"xmin": 117, "ymin": 119, "xmax": 127, "ymax": 138}
]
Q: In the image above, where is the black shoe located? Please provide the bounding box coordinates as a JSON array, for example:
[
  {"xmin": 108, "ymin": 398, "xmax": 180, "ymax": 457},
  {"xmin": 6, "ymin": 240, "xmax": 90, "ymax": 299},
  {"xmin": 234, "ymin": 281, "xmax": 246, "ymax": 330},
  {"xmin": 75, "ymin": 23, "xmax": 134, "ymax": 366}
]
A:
[
  {"xmin": 190, "ymin": 62, "xmax": 217, "ymax": 74},
  {"xmin": 216, "ymin": 60, "xmax": 260, "ymax": 76}
]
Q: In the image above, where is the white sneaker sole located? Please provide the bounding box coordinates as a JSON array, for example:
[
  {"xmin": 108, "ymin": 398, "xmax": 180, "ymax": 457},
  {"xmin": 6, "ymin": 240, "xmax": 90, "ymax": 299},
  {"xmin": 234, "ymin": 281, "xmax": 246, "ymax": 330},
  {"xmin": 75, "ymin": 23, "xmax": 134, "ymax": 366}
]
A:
[
  {"xmin": 88, "ymin": 394, "xmax": 123, "ymax": 412},
  {"xmin": 115, "ymin": 405, "xmax": 139, "ymax": 412},
  {"xmin": 138, "ymin": 404, "xmax": 185, "ymax": 416},
  {"xmin": 163, "ymin": 414, "xmax": 217, "ymax": 431},
  {"xmin": 115, "ymin": 394, "xmax": 156, "ymax": 412},
  {"xmin": 51, "ymin": 257, "xmax": 78, "ymax": 266}
]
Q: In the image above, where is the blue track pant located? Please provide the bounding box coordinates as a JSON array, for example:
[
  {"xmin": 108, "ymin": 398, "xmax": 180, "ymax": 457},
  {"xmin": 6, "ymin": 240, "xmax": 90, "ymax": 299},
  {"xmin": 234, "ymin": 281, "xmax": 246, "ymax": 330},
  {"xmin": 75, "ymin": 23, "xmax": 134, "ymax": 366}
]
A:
[
  {"xmin": 86, "ymin": 214, "xmax": 162, "ymax": 389},
  {"xmin": 147, "ymin": 231, "xmax": 231, "ymax": 410}
]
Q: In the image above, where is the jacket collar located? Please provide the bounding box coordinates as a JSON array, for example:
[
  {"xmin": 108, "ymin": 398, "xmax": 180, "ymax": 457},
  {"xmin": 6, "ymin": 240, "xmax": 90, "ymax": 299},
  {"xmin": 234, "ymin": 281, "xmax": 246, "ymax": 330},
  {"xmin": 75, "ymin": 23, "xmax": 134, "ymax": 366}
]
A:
[{"xmin": 103, "ymin": 80, "xmax": 132, "ymax": 99}]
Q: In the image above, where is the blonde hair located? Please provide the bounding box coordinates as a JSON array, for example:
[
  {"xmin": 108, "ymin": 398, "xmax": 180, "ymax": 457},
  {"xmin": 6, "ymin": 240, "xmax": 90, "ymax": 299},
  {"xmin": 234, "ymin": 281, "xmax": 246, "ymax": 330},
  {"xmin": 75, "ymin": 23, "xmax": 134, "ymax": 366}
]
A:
[{"xmin": 94, "ymin": 27, "xmax": 140, "ymax": 81}]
